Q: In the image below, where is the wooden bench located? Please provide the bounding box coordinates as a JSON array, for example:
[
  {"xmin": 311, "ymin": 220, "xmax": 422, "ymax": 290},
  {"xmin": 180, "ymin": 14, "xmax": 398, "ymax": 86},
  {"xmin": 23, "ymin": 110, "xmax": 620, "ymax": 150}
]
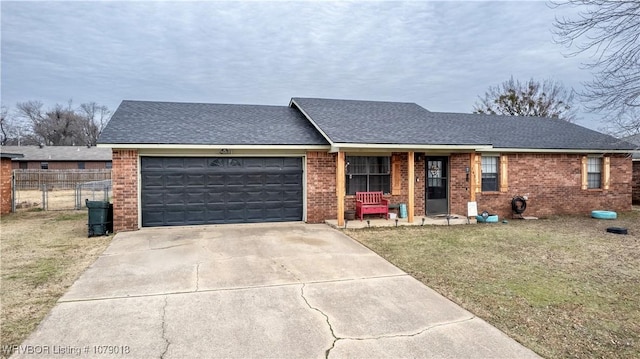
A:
[{"xmin": 355, "ymin": 191, "xmax": 389, "ymax": 221}]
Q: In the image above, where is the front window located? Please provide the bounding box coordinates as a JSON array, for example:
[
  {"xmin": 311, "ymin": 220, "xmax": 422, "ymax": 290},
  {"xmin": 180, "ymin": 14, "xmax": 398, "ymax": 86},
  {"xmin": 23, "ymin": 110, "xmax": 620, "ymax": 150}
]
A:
[
  {"xmin": 587, "ymin": 157, "xmax": 602, "ymax": 189},
  {"xmin": 346, "ymin": 156, "xmax": 390, "ymax": 194},
  {"xmin": 40, "ymin": 162, "xmax": 48, "ymax": 170},
  {"xmin": 481, "ymin": 156, "xmax": 499, "ymax": 192},
  {"xmin": 78, "ymin": 162, "xmax": 85, "ymax": 169}
]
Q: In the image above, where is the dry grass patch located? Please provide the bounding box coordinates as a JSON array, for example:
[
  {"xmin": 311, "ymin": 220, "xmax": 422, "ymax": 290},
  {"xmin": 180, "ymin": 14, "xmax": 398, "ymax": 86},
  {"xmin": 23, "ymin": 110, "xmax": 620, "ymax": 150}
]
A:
[
  {"xmin": 346, "ymin": 212, "xmax": 640, "ymax": 359},
  {"xmin": 0, "ymin": 211, "xmax": 111, "ymax": 357},
  {"xmin": 14, "ymin": 189, "xmax": 79, "ymax": 211}
]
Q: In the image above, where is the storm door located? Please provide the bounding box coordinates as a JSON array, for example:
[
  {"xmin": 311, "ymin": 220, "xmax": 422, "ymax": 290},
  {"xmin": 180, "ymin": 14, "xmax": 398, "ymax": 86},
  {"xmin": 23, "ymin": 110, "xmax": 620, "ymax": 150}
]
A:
[{"xmin": 425, "ymin": 157, "xmax": 449, "ymax": 215}]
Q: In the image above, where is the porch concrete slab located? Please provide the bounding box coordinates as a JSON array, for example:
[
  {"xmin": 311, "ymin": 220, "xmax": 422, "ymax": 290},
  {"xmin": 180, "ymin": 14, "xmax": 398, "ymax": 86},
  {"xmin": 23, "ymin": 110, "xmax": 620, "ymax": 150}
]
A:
[{"xmin": 327, "ymin": 214, "xmax": 476, "ymax": 229}]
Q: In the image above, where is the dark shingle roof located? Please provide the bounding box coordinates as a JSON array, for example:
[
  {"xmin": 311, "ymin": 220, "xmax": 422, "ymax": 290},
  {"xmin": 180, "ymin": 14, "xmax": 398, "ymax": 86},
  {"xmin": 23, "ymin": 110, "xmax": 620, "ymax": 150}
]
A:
[
  {"xmin": 291, "ymin": 97, "xmax": 487, "ymax": 145},
  {"xmin": 0, "ymin": 152, "xmax": 24, "ymax": 159},
  {"xmin": 98, "ymin": 100, "xmax": 328, "ymax": 146},
  {"xmin": 291, "ymin": 97, "xmax": 636, "ymax": 151},
  {"xmin": 0, "ymin": 146, "xmax": 110, "ymax": 161}
]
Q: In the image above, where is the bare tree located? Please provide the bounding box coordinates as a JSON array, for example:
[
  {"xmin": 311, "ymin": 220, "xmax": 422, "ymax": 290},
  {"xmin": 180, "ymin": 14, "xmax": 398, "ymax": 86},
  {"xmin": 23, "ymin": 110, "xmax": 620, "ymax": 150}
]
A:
[
  {"xmin": 15, "ymin": 100, "xmax": 111, "ymax": 146},
  {"xmin": 0, "ymin": 105, "xmax": 9, "ymax": 145},
  {"xmin": 473, "ymin": 77, "xmax": 577, "ymax": 122},
  {"xmin": 79, "ymin": 102, "xmax": 111, "ymax": 145},
  {"xmin": 552, "ymin": 0, "xmax": 640, "ymax": 128},
  {"xmin": 599, "ymin": 107, "xmax": 640, "ymax": 138}
]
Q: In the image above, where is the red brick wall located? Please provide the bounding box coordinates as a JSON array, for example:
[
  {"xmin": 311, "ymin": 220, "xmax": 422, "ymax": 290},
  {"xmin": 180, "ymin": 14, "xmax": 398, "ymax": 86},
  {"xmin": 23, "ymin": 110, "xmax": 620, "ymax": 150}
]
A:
[
  {"xmin": 112, "ymin": 149, "xmax": 138, "ymax": 232},
  {"xmin": 1, "ymin": 158, "xmax": 13, "ymax": 215},
  {"xmin": 306, "ymin": 151, "xmax": 337, "ymax": 223},
  {"xmin": 305, "ymin": 152, "xmax": 426, "ymax": 223},
  {"xmin": 633, "ymin": 161, "xmax": 640, "ymax": 205},
  {"xmin": 471, "ymin": 153, "xmax": 632, "ymax": 219},
  {"xmin": 449, "ymin": 153, "xmax": 472, "ymax": 217}
]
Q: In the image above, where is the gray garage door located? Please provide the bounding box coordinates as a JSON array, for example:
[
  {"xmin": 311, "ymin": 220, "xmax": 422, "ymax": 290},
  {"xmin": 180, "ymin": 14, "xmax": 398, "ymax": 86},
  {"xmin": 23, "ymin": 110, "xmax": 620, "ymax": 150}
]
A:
[{"xmin": 141, "ymin": 157, "xmax": 303, "ymax": 227}]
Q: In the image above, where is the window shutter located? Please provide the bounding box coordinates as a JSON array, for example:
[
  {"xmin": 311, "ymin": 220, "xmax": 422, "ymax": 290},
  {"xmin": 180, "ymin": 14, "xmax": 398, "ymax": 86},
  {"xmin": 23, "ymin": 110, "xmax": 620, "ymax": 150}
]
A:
[
  {"xmin": 603, "ymin": 157, "xmax": 610, "ymax": 190},
  {"xmin": 474, "ymin": 154, "xmax": 482, "ymax": 193},
  {"xmin": 581, "ymin": 156, "xmax": 588, "ymax": 190},
  {"xmin": 392, "ymin": 156, "xmax": 402, "ymax": 195},
  {"xmin": 499, "ymin": 155, "xmax": 508, "ymax": 192}
]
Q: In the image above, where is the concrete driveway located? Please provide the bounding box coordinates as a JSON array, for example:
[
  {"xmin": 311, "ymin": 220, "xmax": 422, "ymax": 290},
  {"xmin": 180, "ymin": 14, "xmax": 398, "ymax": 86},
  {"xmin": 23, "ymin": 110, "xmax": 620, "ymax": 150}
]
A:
[{"xmin": 14, "ymin": 223, "xmax": 539, "ymax": 358}]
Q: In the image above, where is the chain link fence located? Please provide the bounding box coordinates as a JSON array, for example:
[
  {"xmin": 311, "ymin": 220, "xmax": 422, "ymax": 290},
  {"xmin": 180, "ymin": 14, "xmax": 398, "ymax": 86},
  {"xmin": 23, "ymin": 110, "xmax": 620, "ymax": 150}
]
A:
[{"xmin": 12, "ymin": 169, "xmax": 111, "ymax": 211}]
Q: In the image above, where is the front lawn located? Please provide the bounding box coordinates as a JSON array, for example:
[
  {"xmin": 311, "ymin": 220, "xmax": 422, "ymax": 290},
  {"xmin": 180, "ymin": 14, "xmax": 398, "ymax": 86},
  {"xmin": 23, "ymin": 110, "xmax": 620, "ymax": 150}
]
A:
[
  {"xmin": 345, "ymin": 212, "xmax": 640, "ymax": 358},
  {"xmin": 0, "ymin": 211, "xmax": 111, "ymax": 358}
]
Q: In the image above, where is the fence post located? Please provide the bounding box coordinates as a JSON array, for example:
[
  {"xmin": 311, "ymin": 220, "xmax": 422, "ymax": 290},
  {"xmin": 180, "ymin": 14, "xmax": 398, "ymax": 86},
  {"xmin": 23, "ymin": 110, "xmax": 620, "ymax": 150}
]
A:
[
  {"xmin": 11, "ymin": 171, "xmax": 16, "ymax": 213},
  {"xmin": 42, "ymin": 184, "xmax": 48, "ymax": 210},
  {"xmin": 75, "ymin": 184, "xmax": 80, "ymax": 210}
]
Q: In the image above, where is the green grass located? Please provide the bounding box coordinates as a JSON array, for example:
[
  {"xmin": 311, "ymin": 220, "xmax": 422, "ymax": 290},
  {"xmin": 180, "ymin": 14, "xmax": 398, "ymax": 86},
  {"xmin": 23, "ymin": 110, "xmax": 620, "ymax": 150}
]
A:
[{"xmin": 346, "ymin": 213, "xmax": 640, "ymax": 358}]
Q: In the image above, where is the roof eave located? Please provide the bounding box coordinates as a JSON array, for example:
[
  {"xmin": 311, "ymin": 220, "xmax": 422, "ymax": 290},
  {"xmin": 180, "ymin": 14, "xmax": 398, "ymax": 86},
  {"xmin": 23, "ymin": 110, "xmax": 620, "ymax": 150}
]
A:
[
  {"xmin": 98, "ymin": 143, "xmax": 331, "ymax": 150},
  {"xmin": 485, "ymin": 147, "xmax": 637, "ymax": 154},
  {"xmin": 329, "ymin": 143, "xmax": 493, "ymax": 153}
]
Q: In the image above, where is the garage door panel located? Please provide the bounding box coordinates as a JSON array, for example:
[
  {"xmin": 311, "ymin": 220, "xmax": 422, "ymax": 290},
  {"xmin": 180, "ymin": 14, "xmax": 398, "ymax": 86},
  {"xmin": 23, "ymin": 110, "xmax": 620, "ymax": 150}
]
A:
[
  {"xmin": 246, "ymin": 207, "xmax": 265, "ymax": 221},
  {"xmin": 186, "ymin": 174, "xmax": 206, "ymax": 187},
  {"xmin": 142, "ymin": 192, "xmax": 165, "ymax": 206},
  {"xmin": 142, "ymin": 174, "xmax": 164, "ymax": 188},
  {"xmin": 165, "ymin": 210, "xmax": 186, "ymax": 225},
  {"xmin": 165, "ymin": 174, "xmax": 186, "ymax": 187},
  {"xmin": 142, "ymin": 157, "xmax": 164, "ymax": 170},
  {"xmin": 165, "ymin": 192, "xmax": 186, "ymax": 205},
  {"xmin": 143, "ymin": 210, "xmax": 165, "ymax": 227},
  {"xmin": 164, "ymin": 158, "xmax": 185, "ymax": 169},
  {"xmin": 141, "ymin": 157, "xmax": 303, "ymax": 227},
  {"xmin": 283, "ymin": 206, "xmax": 302, "ymax": 218},
  {"xmin": 246, "ymin": 174, "xmax": 263, "ymax": 185},
  {"xmin": 185, "ymin": 192, "xmax": 206, "ymax": 206},
  {"xmin": 185, "ymin": 208, "xmax": 206, "ymax": 224},
  {"xmin": 283, "ymin": 174, "xmax": 302, "ymax": 185},
  {"xmin": 184, "ymin": 158, "xmax": 206, "ymax": 169},
  {"xmin": 226, "ymin": 174, "xmax": 245, "ymax": 185},
  {"xmin": 245, "ymin": 190, "xmax": 264, "ymax": 202},
  {"xmin": 205, "ymin": 192, "xmax": 225, "ymax": 203},
  {"xmin": 283, "ymin": 190, "xmax": 302, "ymax": 201}
]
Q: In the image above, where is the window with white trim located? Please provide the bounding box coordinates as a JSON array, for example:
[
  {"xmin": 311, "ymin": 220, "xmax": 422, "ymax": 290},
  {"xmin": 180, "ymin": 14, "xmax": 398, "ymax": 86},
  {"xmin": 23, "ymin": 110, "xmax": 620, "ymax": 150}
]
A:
[
  {"xmin": 587, "ymin": 157, "xmax": 602, "ymax": 189},
  {"xmin": 346, "ymin": 156, "xmax": 390, "ymax": 194},
  {"xmin": 481, "ymin": 156, "xmax": 499, "ymax": 192}
]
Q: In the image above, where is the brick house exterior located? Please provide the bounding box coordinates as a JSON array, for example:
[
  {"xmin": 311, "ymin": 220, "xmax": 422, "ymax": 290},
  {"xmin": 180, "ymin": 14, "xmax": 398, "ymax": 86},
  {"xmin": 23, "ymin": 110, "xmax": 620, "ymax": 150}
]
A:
[
  {"xmin": 1, "ymin": 152, "xmax": 23, "ymax": 215},
  {"xmin": 111, "ymin": 149, "xmax": 139, "ymax": 232},
  {"xmin": 622, "ymin": 134, "xmax": 640, "ymax": 205},
  {"xmin": 100, "ymin": 99, "xmax": 637, "ymax": 232},
  {"xmin": 1, "ymin": 146, "xmax": 112, "ymax": 170},
  {"xmin": 633, "ymin": 162, "xmax": 640, "ymax": 204}
]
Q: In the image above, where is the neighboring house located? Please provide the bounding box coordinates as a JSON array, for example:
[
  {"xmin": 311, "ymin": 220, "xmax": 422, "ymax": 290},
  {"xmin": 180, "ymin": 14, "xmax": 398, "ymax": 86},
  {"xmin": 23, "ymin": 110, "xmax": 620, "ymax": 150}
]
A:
[
  {"xmin": 98, "ymin": 98, "xmax": 637, "ymax": 232},
  {"xmin": 0, "ymin": 152, "xmax": 23, "ymax": 215},
  {"xmin": 623, "ymin": 133, "xmax": 640, "ymax": 204},
  {"xmin": 0, "ymin": 145, "xmax": 112, "ymax": 170}
]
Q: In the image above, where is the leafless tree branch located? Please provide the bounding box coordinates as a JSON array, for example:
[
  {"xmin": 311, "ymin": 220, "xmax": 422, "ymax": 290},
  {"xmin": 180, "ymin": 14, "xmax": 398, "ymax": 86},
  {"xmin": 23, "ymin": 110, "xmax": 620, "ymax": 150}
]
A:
[{"xmin": 473, "ymin": 76, "xmax": 577, "ymax": 122}]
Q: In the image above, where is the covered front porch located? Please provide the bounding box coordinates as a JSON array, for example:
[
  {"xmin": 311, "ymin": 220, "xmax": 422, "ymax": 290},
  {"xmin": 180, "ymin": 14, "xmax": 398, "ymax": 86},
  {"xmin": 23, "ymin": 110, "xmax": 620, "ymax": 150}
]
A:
[{"xmin": 332, "ymin": 148, "xmax": 483, "ymax": 227}]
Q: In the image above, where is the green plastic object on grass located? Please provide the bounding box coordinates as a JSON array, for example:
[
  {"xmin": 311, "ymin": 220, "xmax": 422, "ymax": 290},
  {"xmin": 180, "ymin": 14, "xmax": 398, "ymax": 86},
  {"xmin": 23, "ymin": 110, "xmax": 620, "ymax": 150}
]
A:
[{"xmin": 86, "ymin": 199, "xmax": 112, "ymax": 237}]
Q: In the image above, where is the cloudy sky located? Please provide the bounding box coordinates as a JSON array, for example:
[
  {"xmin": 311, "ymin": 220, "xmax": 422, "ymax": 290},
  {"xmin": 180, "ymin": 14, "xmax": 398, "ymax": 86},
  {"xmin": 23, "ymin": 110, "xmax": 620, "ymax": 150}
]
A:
[{"xmin": 1, "ymin": 0, "xmax": 603, "ymax": 130}]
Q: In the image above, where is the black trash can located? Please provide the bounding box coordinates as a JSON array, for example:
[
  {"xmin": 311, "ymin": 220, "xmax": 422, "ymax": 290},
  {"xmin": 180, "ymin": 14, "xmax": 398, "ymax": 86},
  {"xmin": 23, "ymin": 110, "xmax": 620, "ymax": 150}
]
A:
[{"xmin": 86, "ymin": 199, "xmax": 111, "ymax": 237}]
